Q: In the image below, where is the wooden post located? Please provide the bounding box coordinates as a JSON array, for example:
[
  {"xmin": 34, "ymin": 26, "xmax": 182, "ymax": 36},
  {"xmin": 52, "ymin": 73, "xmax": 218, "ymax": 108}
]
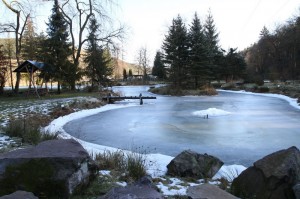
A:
[{"xmin": 139, "ymin": 93, "xmax": 143, "ymax": 105}]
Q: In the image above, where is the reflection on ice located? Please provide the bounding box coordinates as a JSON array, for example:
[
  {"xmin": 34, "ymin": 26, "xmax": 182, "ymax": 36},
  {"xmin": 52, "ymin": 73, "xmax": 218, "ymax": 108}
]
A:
[{"xmin": 192, "ymin": 108, "xmax": 231, "ymax": 117}]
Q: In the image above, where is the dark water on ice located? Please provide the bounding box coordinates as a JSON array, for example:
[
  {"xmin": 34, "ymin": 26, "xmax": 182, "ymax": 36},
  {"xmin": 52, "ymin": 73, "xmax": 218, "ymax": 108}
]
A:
[{"xmin": 64, "ymin": 86, "xmax": 300, "ymax": 166}]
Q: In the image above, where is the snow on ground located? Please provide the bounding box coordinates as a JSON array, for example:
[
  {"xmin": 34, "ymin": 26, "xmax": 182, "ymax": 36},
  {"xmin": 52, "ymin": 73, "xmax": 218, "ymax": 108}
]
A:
[
  {"xmin": 1, "ymin": 90, "xmax": 297, "ymax": 196},
  {"xmin": 44, "ymin": 103, "xmax": 246, "ymax": 196},
  {"xmin": 218, "ymin": 89, "xmax": 300, "ymax": 110},
  {"xmin": 192, "ymin": 108, "xmax": 232, "ymax": 117}
]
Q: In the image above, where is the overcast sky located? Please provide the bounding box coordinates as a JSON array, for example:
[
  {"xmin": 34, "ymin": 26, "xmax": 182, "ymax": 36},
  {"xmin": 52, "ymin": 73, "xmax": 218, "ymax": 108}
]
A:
[
  {"xmin": 1, "ymin": 0, "xmax": 300, "ymax": 64},
  {"xmin": 117, "ymin": 0, "xmax": 300, "ymax": 63}
]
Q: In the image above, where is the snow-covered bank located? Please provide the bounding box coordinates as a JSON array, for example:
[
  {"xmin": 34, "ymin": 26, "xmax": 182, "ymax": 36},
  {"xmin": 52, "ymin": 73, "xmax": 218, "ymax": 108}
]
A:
[
  {"xmin": 218, "ymin": 89, "xmax": 300, "ymax": 110},
  {"xmin": 44, "ymin": 102, "xmax": 246, "ymax": 196}
]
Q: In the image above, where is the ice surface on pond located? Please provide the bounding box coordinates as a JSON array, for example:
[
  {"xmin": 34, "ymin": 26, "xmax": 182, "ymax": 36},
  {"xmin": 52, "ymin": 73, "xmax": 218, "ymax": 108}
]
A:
[
  {"xmin": 192, "ymin": 108, "xmax": 231, "ymax": 117},
  {"xmin": 62, "ymin": 86, "xmax": 300, "ymax": 166}
]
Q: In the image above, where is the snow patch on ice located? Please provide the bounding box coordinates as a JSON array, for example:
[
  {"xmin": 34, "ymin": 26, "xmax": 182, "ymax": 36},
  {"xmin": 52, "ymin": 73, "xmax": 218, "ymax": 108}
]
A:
[{"xmin": 192, "ymin": 108, "xmax": 231, "ymax": 117}]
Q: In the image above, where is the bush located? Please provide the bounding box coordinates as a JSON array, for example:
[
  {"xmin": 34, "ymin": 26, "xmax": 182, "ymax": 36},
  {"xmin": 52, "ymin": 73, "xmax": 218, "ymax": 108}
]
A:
[
  {"xmin": 94, "ymin": 148, "xmax": 149, "ymax": 182},
  {"xmin": 126, "ymin": 151, "xmax": 147, "ymax": 181},
  {"xmin": 4, "ymin": 114, "xmax": 56, "ymax": 145},
  {"xmin": 95, "ymin": 149, "xmax": 126, "ymax": 172},
  {"xmin": 258, "ymin": 86, "xmax": 270, "ymax": 93}
]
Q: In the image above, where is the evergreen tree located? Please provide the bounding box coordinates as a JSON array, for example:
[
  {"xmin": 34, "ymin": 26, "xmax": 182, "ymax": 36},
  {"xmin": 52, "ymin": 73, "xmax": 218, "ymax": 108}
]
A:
[
  {"xmin": 162, "ymin": 15, "xmax": 189, "ymax": 88},
  {"xmin": 84, "ymin": 16, "xmax": 113, "ymax": 87},
  {"xmin": 46, "ymin": 0, "xmax": 72, "ymax": 93},
  {"xmin": 223, "ymin": 48, "xmax": 246, "ymax": 81},
  {"xmin": 22, "ymin": 16, "xmax": 38, "ymax": 61},
  {"xmin": 128, "ymin": 69, "xmax": 133, "ymax": 77},
  {"xmin": 123, "ymin": 68, "xmax": 127, "ymax": 80},
  {"xmin": 188, "ymin": 12, "xmax": 210, "ymax": 88},
  {"xmin": 204, "ymin": 9, "xmax": 222, "ymax": 80},
  {"xmin": 152, "ymin": 51, "xmax": 166, "ymax": 79}
]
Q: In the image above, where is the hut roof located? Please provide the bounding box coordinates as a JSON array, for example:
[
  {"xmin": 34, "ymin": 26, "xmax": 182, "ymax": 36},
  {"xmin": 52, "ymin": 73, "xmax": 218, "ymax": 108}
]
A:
[{"xmin": 13, "ymin": 60, "xmax": 46, "ymax": 73}]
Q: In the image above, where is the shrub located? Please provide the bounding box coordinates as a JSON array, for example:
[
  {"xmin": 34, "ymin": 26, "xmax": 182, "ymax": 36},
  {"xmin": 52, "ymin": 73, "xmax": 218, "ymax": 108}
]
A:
[
  {"xmin": 95, "ymin": 149, "xmax": 126, "ymax": 172},
  {"xmin": 4, "ymin": 114, "xmax": 56, "ymax": 145},
  {"xmin": 126, "ymin": 151, "xmax": 147, "ymax": 181},
  {"xmin": 94, "ymin": 148, "xmax": 149, "ymax": 182},
  {"xmin": 258, "ymin": 86, "xmax": 270, "ymax": 93}
]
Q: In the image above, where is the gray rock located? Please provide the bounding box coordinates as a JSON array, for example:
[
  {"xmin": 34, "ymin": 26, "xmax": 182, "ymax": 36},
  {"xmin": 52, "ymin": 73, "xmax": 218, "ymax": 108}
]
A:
[
  {"xmin": 0, "ymin": 139, "xmax": 98, "ymax": 198},
  {"xmin": 166, "ymin": 150, "xmax": 223, "ymax": 179},
  {"xmin": 99, "ymin": 176, "xmax": 163, "ymax": 199},
  {"xmin": 0, "ymin": 191, "xmax": 39, "ymax": 199},
  {"xmin": 187, "ymin": 184, "xmax": 239, "ymax": 199},
  {"xmin": 232, "ymin": 146, "xmax": 300, "ymax": 199},
  {"xmin": 293, "ymin": 183, "xmax": 300, "ymax": 199}
]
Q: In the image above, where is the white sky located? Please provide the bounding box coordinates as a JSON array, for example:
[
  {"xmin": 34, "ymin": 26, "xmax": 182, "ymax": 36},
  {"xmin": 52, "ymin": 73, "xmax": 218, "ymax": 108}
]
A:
[
  {"xmin": 117, "ymin": 0, "xmax": 300, "ymax": 64},
  {"xmin": 1, "ymin": 0, "xmax": 300, "ymax": 64}
]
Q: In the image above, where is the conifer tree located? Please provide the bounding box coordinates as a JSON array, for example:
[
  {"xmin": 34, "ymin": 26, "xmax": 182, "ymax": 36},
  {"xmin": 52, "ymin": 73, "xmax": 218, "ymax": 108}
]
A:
[
  {"xmin": 204, "ymin": 9, "xmax": 221, "ymax": 80},
  {"xmin": 46, "ymin": 0, "xmax": 72, "ymax": 93},
  {"xmin": 123, "ymin": 68, "xmax": 127, "ymax": 80},
  {"xmin": 22, "ymin": 16, "xmax": 38, "ymax": 61},
  {"xmin": 84, "ymin": 16, "xmax": 113, "ymax": 88},
  {"xmin": 162, "ymin": 15, "xmax": 189, "ymax": 88},
  {"xmin": 188, "ymin": 12, "xmax": 210, "ymax": 88},
  {"xmin": 128, "ymin": 69, "xmax": 133, "ymax": 77},
  {"xmin": 152, "ymin": 51, "xmax": 166, "ymax": 79}
]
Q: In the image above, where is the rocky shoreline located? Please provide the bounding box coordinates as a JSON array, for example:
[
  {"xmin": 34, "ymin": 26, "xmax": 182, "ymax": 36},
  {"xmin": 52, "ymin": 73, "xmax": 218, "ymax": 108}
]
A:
[{"xmin": 0, "ymin": 139, "xmax": 299, "ymax": 199}]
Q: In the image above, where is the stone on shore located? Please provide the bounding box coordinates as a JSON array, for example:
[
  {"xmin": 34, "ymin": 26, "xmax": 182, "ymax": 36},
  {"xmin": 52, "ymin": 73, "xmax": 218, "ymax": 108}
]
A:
[
  {"xmin": 231, "ymin": 146, "xmax": 300, "ymax": 199},
  {"xmin": 187, "ymin": 184, "xmax": 239, "ymax": 199},
  {"xmin": 166, "ymin": 150, "xmax": 224, "ymax": 179},
  {"xmin": 0, "ymin": 139, "xmax": 98, "ymax": 198},
  {"xmin": 0, "ymin": 191, "xmax": 38, "ymax": 199}
]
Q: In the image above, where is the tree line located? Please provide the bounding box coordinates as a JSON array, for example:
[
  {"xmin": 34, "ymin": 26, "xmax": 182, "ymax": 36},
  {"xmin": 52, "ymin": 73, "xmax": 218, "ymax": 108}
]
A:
[
  {"xmin": 245, "ymin": 15, "xmax": 300, "ymax": 82},
  {"xmin": 152, "ymin": 11, "xmax": 246, "ymax": 89},
  {"xmin": 0, "ymin": 0, "xmax": 124, "ymax": 94}
]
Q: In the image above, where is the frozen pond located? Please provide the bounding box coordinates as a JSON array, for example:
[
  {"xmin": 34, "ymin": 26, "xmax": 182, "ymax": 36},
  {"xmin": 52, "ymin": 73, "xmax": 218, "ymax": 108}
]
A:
[{"xmin": 64, "ymin": 86, "xmax": 300, "ymax": 166}]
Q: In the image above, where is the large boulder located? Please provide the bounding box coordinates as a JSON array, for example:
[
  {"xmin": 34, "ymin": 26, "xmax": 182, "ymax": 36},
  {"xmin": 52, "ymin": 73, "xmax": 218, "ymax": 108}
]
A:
[
  {"xmin": 0, "ymin": 139, "xmax": 98, "ymax": 198},
  {"xmin": 166, "ymin": 150, "xmax": 223, "ymax": 179},
  {"xmin": 232, "ymin": 146, "xmax": 300, "ymax": 199},
  {"xmin": 0, "ymin": 191, "xmax": 38, "ymax": 199},
  {"xmin": 99, "ymin": 176, "xmax": 163, "ymax": 199},
  {"xmin": 187, "ymin": 184, "xmax": 239, "ymax": 199}
]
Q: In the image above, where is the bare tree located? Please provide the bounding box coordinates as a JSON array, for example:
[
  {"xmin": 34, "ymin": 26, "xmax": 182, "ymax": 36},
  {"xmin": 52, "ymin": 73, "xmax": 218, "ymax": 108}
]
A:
[
  {"xmin": 135, "ymin": 46, "xmax": 151, "ymax": 83},
  {"xmin": 56, "ymin": 0, "xmax": 125, "ymax": 89},
  {"xmin": 0, "ymin": 0, "xmax": 31, "ymax": 93}
]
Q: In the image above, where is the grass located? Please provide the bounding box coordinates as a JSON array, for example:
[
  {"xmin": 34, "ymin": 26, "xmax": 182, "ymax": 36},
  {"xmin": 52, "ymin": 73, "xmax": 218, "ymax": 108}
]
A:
[
  {"xmin": 94, "ymin": 147, "xmax": 149, "ymax": 182},
  {"xmin": 3, "ymin": 114, "xmax": 57, "ymax": 145}
]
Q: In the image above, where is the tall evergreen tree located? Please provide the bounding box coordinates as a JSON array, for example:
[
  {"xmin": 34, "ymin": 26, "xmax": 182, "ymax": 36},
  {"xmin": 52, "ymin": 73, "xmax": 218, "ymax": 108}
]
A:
[
  {"xmin": 152, "ymin": 51, "xmax": 166, "ymax": 79},
  {"xmin": 188, "ymin": 12, "xmax": 210, "ymax": 88},
  {"xmin": 162, "ymin": 15, "xmax": 189, "ymax": 88},
  {"xmin": 22, "ymin": 16, "xmax": 38, "ymax": 61},
  {"xmin": 123, "ymin": 68, "xmax": 127, "ymax": 80},
  {"xmin": 84, "ymin": 16, "xmax": 113, "ymax": 88},
  {"xmin": 204, "ymin": 9, "xmax": 221, "ymax": 80},
  {"xmin": 46, "ymin": 0, "xmax": 72, "ymax": 93},
  {"xmin": 223, "ymin": 48, "xmax": 246, "ymax": 81}
]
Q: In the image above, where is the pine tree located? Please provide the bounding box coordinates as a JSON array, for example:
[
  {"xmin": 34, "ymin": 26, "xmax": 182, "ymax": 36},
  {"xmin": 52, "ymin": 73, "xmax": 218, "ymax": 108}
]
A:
[
  {"xmin": 152, "ymin": 51, "xmax": 166, "ymax": 79},
  {"xmin": 188, "ymin": 12, "xmax": 210, "ymax": 88},
  {"xmin": 128, "ymin": 69, "xmax": 133, "ymax": 77},
  {"xmin": 204, "ymin": 9, "xmax": 221, "ymax": 80},
  {"xmin": 123, "ymin": 68, "xmax": 127, "ymax": 80},
  {"xmin": 84, "ymin": 16, "xmax": 113, "ymax": 88},
  {"xmin": 162, "ymin": 15, "xmax": 189, "ymax": 88},
  {"xmin": 46, "ymin": 0, "xmax": 72, "ymax": 93},
  {"xmin": 22, "ymin": 16, "xmax": 38, "ymax": 61}
]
